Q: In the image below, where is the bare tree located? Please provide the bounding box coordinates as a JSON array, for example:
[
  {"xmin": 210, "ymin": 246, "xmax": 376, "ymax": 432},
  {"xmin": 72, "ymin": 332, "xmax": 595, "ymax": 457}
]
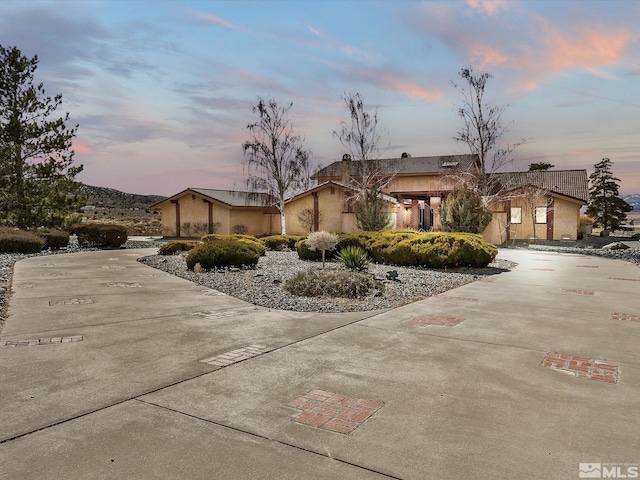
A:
[
  {"xmin": 332, "ymin": 92, "xmax": 393, "ymax": 231},
  {"xmin": 451, "ymin": 66, "xmax": 523, "ymax": 201},
  {"xmin": 243, "ymin": 97, "xmax": 310, "ymax": 235}
]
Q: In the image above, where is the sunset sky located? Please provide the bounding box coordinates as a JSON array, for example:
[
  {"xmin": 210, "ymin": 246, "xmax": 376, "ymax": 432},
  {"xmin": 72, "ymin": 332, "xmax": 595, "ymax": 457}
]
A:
[{"xmin": 1, "ymin": 0, "xmax": 639, "ymax": 195}]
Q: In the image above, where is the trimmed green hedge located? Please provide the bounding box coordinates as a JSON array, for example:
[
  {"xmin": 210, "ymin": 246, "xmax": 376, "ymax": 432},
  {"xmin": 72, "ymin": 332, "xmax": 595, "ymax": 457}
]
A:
[
  {"xmin": 158, "ymin": 240, "xmax": 200, "ymax": 255},
  {"xmin": 186, "ymin": 238, "xmax": 260, "ymax": 270},
  {"xmin": 39, "ymin": 229, "xmax": 70, "ymax": 249},
  {"xmin": 201, "ymin": 234, "xmax": 266, "ymax": 256},
  {"xmin": 75, "ymin": 223, "xmax": 128, "ymax": 248},
  {"xmin": 261, "ymin": 235, "xmax": 304, "ymax": 251},
  {"xmin": 0, "ymin": 228, "xmax": 45, "ymax": 253},
  {"xmin": 296, "ymin": 230, "xmax": 497, "ymax": 268}
]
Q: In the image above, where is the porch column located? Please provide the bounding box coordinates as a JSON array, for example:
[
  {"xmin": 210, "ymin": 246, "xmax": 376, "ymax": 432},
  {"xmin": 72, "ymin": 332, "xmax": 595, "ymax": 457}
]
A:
[
  {"xmin": 171, "ymin": 200, "xmax": 180, "ymax": 237},
  {"xmin": 203, "ymin": 199, "xmax": 214, "ymax": 234},
  {"xmin": 396, "ymin": 197, "xmax": 404, "ymax": 229},
  {"xmin": 546, "ymin": 197, "xmax": 554, "ymax": 240},
  {"xmin": 312, "ymin": 192, "xmax": 319, "ymax": 232},
  {"xmin": 410, "ymin": 199, "xmax": 420, "ymax": 229}
]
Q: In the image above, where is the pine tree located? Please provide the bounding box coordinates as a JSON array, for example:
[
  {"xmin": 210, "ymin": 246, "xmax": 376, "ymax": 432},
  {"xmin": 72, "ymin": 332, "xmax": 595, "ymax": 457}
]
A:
[
  {"xmin": 0, "ymin": 45, "xmax": 84, "ymax": 229},
  {"xmin": 440, "ymin": 184, "xmax": 493, "ymax": 234},
  {"xmin": 585, "ymin": 158, "xmax": 632, "ymax": 231}
]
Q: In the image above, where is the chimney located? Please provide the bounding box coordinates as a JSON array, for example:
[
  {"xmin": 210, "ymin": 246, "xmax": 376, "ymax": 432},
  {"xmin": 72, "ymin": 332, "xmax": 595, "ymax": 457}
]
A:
[{"xmin": 341, "ymin": 154, "xmax": 351, "ymax": 184}]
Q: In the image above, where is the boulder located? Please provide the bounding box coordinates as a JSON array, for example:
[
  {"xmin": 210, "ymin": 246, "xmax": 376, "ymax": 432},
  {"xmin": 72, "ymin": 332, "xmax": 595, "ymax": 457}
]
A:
[{"xmin": 602, "ymin": 242, "xmax": 630, "ymax": 251}]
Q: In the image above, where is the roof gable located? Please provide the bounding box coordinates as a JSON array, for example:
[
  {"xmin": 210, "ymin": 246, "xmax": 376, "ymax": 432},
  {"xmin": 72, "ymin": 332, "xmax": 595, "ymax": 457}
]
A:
[
  {"xmin": 314, "ymin": 154, "xmax": 479, "ymax": 178},
  {"xmin": 495, "ymin": 170, "xmax": 589, "ymax": 203},
  {"xmin": 151, "ymin": 188, "xmax": 275, "ymax": 209}
]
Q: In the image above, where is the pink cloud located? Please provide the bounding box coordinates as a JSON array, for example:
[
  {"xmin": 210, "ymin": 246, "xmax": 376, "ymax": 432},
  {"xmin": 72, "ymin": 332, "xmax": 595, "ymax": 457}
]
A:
[
  {"xmin": 73, "ymin": 141, "xmax": 93, "ymax": 154},
  {"xmin": 382, "ymin": 76, "xmax": 443, "ymax": 101},
  {"xmin": 544, "ymin": 30, "xmax": 630, "ymax": 76},
  {"xmin": 185, "ymin": 9, "xmax": 236, "ymax": 29},
  {"xmin": 465, "ymin": 0, "xmax": 509, "ymax": 16}
]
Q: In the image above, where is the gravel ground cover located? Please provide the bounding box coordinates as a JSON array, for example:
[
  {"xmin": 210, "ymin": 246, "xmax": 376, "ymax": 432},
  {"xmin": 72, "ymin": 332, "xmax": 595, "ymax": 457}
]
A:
[
  {"xmin": 1, "ymin": 237, "xmax": 638, "ymax": 328},
  {"xmin": 138, "ymin": 251, "xmax": 516, "ymax": 313}
]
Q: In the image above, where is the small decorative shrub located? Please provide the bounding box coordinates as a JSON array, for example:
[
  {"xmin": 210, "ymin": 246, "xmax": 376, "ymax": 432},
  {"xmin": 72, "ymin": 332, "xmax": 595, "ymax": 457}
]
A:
[
  {"xmin": 232, "ymin": 224, "xmax": 249, "ymax": 235},
  {"xmin": 0, "ymin": 228, "xmax": 45, "ymax": 253},
  {"xmin": 39, "ymin": 229, "xmax": 70, "ymax": 249},
  {"xmin": 202, "ymin": 234, "xmax": 266, "ymax": 256},
  {"xmin": 336, "ymin": 246, "xmax": 369, "ymax": 272},
  {"xmin": 305, "ymin": 231, "xmax": 339, "ymax": 268},
  {"xmin": 185, "ymin": 238, "xmax": 260, "ymax": 270},
  {"xmin": 75, "ymin": 223, "xmax": 128, "ymax": 248},
  {"xmin": 295, "ymin": 238, "xmax": 323, "ymax": 261},
  {"xmin": 261, "ymin": 235, "xmax": 304, "ymax": 251},
  {"xmin": 158, "ymin": 240, "xmax": 199, "ymax": 255},
  {"xmin": 284, "ymin": 268, "xmax": 383, "ymax": 299}
]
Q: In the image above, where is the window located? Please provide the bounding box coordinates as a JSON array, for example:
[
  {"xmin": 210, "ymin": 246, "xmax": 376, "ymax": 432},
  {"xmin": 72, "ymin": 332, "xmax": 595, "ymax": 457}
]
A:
[
  {"xmin": 535, "ymin": 206, "xmax": 547, "ymax": 224},
  {"xmin": 510, "ymin": 207, "xmax": 522, "ymax": 224}
]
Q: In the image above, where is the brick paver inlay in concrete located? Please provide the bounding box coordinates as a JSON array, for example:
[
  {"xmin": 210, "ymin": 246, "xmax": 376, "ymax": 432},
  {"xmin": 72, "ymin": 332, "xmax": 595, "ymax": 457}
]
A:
[
  {"xmin": 0, "ymin": 335, "xmax": 83, "ymax": 348},
  {"xmin": 561, "ymin": 288, "xmax": 595, "ymax": 295},
  {"xmin": 49, "ymin": 297, "xmax": 94, "ymax": 306},
  {"xmin": 611, "ymin": 312, "xmax": 640, "ymax": 323},
  {"xmin": 541, "ymin": 353, "xmax": 619, "ymax": 384},
  {"xmin": 403, "ymin": 315, "xmax": 465, "ymax": 327},
  {"xmin": 200, "ymin": 344, "xmax": 272, "ymax": 367},
  {"xmin": 106, "ymin": 282, "xmax": 143, "ymax": 288},
  {"xmin": 193, "ymin": 311, "xmax": 246, "ymax": 320},
  {"xmin": 287, "ymin": 390, "xmax": 385, "ymax": 434},
  {"xmin": 435, "ymin": 295, "xmax": 478, "ymax": 302}
]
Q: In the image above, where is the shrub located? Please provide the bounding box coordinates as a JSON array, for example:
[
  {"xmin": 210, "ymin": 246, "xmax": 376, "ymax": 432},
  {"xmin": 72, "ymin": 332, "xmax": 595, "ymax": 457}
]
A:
[
  {"xmin": 439, "ymin": 185, "xmax": 493, "ymax": 234},
  {"xmin": 158, "ymin": 240, "xmax": 199, "ymax": 255},
  {"xmin": 261, "ymin": 235, "xmax": 304, "ymax": 251},
  {"xmin": 284, "ymin": 268, "xmax": 383, "ymax": 299},
  {"xmin": 336, "ymin": 246, "xmax": 369, "ymax": 272},
  {"xmin": 39, "ymin": 229, "xmax": 70, "ymax": 249},
  {"xmin": 232, "ymin": 224, "xmax": 248, "ymax": 235},
  {"xmin": 381, "ymin": 233, "xmax": 497, "ymax": 268},
  {"xmin": 306, "ymin": 231, "xmax": 339, "ymax": 268},
  {"xmin": 295, "ymin": 238, "xmax": 323, "ymax": 261},
  {"xmin": 202, "ymin": 234, "xmax": 266, "ymax": 256},
  {"xmin": 185, "ymin": 238, "xmax": 260, "ymax": 270},
  {"xmin": 75, "ymin": 223, "xmax": 128, "ymax": 248},
  {"xmin": 0, "ymin": 228, "xmax": 45, "ymax": 253}
]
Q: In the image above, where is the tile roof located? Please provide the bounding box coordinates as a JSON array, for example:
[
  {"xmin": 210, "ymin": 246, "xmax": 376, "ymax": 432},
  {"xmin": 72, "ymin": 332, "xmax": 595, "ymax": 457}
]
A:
[
  {"xmin": 494, "ymin": 170, "xmax": 589, "ymax": 203},
  {"xmin": 151, "ymin": 188, "xmax": 275, "ymax": 208},
  {"xmin": 189, "ymin": 188, "xmax": 274, "ymax": 207},
  {"xmin": 314, "ymin": 154, "xmax": 479, "ymax": 178}
]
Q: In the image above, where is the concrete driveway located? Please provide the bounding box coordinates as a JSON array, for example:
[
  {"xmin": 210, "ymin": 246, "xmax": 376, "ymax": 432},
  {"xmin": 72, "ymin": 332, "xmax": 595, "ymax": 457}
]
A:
[{"xmin": 1, "ymin": 248, "xmax": 638, "ymax": 479}]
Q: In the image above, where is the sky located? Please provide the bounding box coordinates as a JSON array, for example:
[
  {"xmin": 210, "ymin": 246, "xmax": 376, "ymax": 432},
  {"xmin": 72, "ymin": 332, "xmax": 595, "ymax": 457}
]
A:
[{"xmin": 1, "ymin": 0, "xmax": 639, "ymax": 196}]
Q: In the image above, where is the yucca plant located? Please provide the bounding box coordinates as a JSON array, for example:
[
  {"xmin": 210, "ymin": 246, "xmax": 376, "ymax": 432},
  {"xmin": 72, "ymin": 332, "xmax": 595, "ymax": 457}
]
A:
[{"xmin": 336, "ymin": 246, "xmax": 369, "ymax": 272}]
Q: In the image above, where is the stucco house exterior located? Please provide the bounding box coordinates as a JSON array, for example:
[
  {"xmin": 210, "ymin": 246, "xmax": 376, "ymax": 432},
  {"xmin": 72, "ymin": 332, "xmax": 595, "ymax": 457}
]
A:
[
  {"xmin": 153, "ymin": 154, "xmax": 589, "ymax": 244},
  {"xmin": 151, "ymin": 188, "xmax": 280, "ymax": 237},
  {"xmin": 483, "ymin": 170, "xmax": 589, "ymax": 244}
]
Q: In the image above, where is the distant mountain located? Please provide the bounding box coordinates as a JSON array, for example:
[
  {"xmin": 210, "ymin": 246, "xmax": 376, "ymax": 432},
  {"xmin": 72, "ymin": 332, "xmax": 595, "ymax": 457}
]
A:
[
  {"xmin": 79, "ymin": 185, "xmax": 166, "ymax": 209},
  {"xmin": 623, "ymin": 194, "xmax": 640, "ymax": 211}
]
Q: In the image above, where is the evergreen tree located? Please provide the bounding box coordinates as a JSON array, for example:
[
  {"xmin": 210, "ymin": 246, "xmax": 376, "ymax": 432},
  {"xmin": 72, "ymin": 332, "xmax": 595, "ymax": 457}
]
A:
[
  {"xmin": 0, "ymin": 45, "xmax": 84, "ymax": 229},
  {"xmin": 355, "ymin": 189, "xmax": 391, "ymax": 231},
  {"xmin": 440, "ymin": 184, "xmax": 493, "ymax": 234},
  {"xmin": 586, "ymin": 158, "xmax": 632, "ymax": 231}
]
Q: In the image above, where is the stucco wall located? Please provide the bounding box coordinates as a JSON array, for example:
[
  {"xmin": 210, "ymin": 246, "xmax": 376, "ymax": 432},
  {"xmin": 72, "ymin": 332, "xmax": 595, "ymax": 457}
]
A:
[
  {"xmin": 387, "ymin": 174, "xmax": 457, "ymax": 194},
  {"xmin": 229, "ymin": 209, "xmax": 278, "ymax": 236},
  {"xmin": 482, "ymin": 195, "xmax": 582, "ymax": 244},
  {"xmin": 157, "ymin": 193, "xmax": 231, "ymax": 237},
  {"xmin": 284, "ymin": 186, "xmax": 347, "ymax": 235},
  {"xmin": 155, "ymin": 192, "xmax": 276, "ymax": 237}
]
